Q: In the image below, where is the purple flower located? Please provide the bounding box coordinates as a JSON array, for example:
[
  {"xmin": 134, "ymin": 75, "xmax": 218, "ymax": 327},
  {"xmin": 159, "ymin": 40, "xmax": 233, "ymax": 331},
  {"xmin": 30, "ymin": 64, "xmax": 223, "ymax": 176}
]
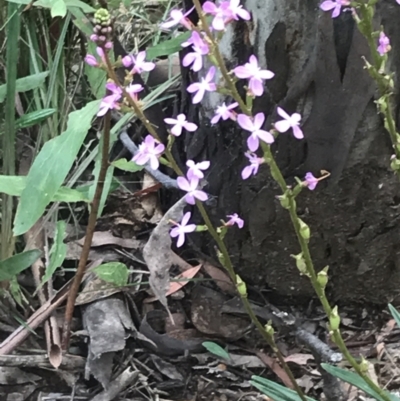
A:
[
  {"xmin": 97, "ymin": 83, "xmax": 123, "ymax": 117},
  {"xmin": 377, "ymin": 32, "xmax": 391, "ymax": 56},
  {"xmin": 319, "ymin": 0, "xmax": 350, "ymax": 18},
  {"xmin": 274, "ymin": 107, "xmax": 303, "ymax": 139},
  {"xmin": 186, "ymin": 160, "xmax": 210, "ymax": 180},
  {"xmin": 177, "ymin": 176, "xmax": 208, "ymax": 205},
  {"xmin": 211, "ymin": 102, "xmax": 238, "ymax": 124},
  {"xmin": 170, "ymin": 212, "xmax": 197, "ymax": 247},
  {"xmin": 126, "ymin": 83, "xmax": 144, "ymax": 100},
  {"xmin": 122, "ymin": 51, "xmax": 155, "ymax": 74},
  {"xmin": 132, "ymin": 135, "xmax": 165, "ymax": 170},
  {"xmin": 304, "ymin": 172, "xmax": 319, "ymax": 190},
  {"xmin": 226, "ymin": 213, "xmax": 244, "ymax": 229},
  {"xmin": 202, "ymin": 1, "xmax": 230, "ymax": 30},
  {"xmin": 234, "ymin": 55, "xmax": 274, "ymax": 97},
  {"xmin": 237, "ymin": 113, "xmax": 274, "ymax": 151},
  {"xmin": 160, "ymin": 7, "xmax": 194, "ymax": 30},
  {"xmin": 182, "ymin": 32, "xmax": 209, "ymax": 72},
  {"xmin": 187, "ymin": 66, "xmax": 217, "ymax": 104},
  {"xmin": 164, "ymin": 114, "xmax": 198, "ymax": 137},
  {"xmin": 84, "ymin": 54, "xmax": 98, "ymax": 67},
  {"xmin": 226, "ymin": 0, "xmax": 251, "ymax": 21},
  {"xmin": 241, "ymin": 151, "xmax": 264, "ymax": 179}
]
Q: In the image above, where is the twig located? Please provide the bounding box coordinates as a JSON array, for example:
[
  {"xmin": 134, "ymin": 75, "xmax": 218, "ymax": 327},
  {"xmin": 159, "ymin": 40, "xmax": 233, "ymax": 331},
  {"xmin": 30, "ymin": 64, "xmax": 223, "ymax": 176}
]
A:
[{"xmin": 61, "ymin": 112, "xmax": 111, "ymax": 350}]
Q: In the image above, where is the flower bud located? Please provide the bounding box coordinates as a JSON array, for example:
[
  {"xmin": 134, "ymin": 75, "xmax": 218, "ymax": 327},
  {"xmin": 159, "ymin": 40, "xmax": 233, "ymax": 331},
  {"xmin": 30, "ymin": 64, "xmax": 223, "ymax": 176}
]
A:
[
  {"xmin": 94, "ymin": 8, "xmax": 111, "ymax": 25},
  {"xmin": 236, "ymin": 275, "xmax": 247, "ymax": 297},
  {"xmin": 359, "ymin": 356, "xmax": 369, "ymax": 374},
  {"xmin": 291, "ymin": 253, "xmax": 308, "ymax": 275},
  {"xmin": 329, "ymin": 306, "xmax": 340, "ymax": 331},
  {"xmin": 265, "ymin": 321, "xmax": 274, "ymax": 336},
  {"xmin": 298, "ymin": 218, "xmax": 310, "ymax": 241},
  {"xmin": 317, "ymin": 266, "xmax": 329, "ymax": 289},
  {"xmin": 278, "ymin": 193, "xmax": 290, "ymax": 209}
]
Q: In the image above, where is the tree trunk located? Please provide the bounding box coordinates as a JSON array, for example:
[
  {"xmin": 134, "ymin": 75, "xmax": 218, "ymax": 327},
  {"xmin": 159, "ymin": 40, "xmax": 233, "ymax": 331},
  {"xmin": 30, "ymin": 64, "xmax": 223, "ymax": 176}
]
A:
[{"xmin": 180, "ymin": 0, "xmax": 400, "ymax": 304}]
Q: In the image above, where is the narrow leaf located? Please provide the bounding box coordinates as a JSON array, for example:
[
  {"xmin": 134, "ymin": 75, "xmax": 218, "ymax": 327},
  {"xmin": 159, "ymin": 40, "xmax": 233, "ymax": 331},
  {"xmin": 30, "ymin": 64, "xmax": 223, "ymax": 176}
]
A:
[
  {"xmin": 15, "ymin": 108, "xmax": 57, "ymax": 129},
  {"xmin": 111, "ymin": 158, "xmax": 144, "ymax": 173},
  {"xmin": 65, "ymin": 0, "xmax": 95, "ymax": 12},
  {"xmin": 146, "ymin": 32, "xmax": 191, "ymax": 59},
  {"xmin": 41, "ymin": 221, "xmax": 66, "ymax": 284},
  {"xmin": 13, "ymin": 100, "xmax": 100, "ymax": 236},
  {"xmin": 0, "ymin": 250, "xmax": 42, "ymax": 281},
  {"xmin": 0, "ymin": 71, "xmax": 49, "ymax": 103},
  {"xmin": 94, "ymin": 262, "xmax": 129, "ymax": 287},
  {"xmin": 389, "ymin": 304, "xmax": 400, "ymax": 329},
  {"xmin": 202, "ymin": 341, "xmax": 230, "ymax": 361}
]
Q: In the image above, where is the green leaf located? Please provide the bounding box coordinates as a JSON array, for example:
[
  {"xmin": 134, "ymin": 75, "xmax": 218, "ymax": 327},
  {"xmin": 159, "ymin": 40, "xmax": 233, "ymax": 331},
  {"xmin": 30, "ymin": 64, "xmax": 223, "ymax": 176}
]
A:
[
  {"xmin": 146, "ymin": 32, "xmax": 191, "ymax": 59},
  {"xmin": 41, "ymin": 221, "xmax": 66, "ymax": 285},
  {"xmin": 111, "ymin": 158, "xmax": 144, "ymax": 173},
  {"xmin": 15, "ymin": 108, "xmax": 57, "ymax": 129},
  {"xmin": 65, "ymin": 0, "xmax": 95, "ymax": 12},
  {"xmin": 389, "ymin": 304, "xmax": 400, "ymax": 329},
  {"xmin": 94, "ymin": 262, "xmax": 129, "ymax": 287},
  {"xmin": 0, "ymin": 250, "xmax": 42, "ymax": 281},
  {"xmin": 0, "ymin": 71, "xmax": 49, "ymax": 103},
  {"xmin": 251, "ymin": 375, "xmax": 317, "ymax": 401},
  {"xmin": 0, "ymin": 175, "xmax": 89, "ymax": 202},
  {"xmin": 202, "ymin": 341, "xmax": 230, "ymax": 361},
  {"xmin": 13, "ymin": 100, "xmax": 100, "ymax": 236},
  {"xmin": 6, "ymin": 0, "xmax": 30, "ymax": 4},
  {"xmin": 69, "ymin": 6, "xmax": 93, "ymax": 36},
  {"xmin": 50, "ymin": 0, "xmax": 67, "ymax": 17},
  {"xmin": 321, "ymin": 364, "xmax": 399, "ymax": 401}
]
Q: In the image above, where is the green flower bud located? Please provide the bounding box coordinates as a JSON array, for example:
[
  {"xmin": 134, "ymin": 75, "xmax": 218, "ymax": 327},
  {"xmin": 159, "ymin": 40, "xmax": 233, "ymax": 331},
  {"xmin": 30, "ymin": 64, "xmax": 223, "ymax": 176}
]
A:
[
  {"xmin": 329, "ymin": 306, "xmax": 340, "ymax": 331},
  {"xmin": 317, "ymin": 266, "xmax": 329, "ymax": 289},
  {"xmin": 298, "ymin": 218, "xmax": 310, "ymax": 241},
  {"xmin": 265, "ymin": 321, "xmax": 274, "ymax": 336},
  {"xmin": 236, "ymin": 275, "xmax": 247, "ymax": 297},
  {"xmin": 291, "ymin": 253, "xmax": 308, "ymax": 275},
  {"xmin": 359, "ymin": 356, "xmax": 369, "ymax": 374},
  {"xmin": 278, "ymin": 193, "xmax": 290, "ymax": 209},
  {"xmin": 390, "ymin": 157, "xmax": 400, "ymax": 171},
  {"xmin": 94, "ymin": 8, "xmax": 111, "ymax": 25}
]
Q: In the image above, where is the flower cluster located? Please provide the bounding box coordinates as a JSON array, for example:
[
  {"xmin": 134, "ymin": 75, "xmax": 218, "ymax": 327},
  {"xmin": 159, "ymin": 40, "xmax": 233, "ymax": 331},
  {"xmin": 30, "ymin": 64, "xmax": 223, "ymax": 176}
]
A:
[{"xmin": 86, "ymin": 0, "xmax": 325, "ymax": 248}]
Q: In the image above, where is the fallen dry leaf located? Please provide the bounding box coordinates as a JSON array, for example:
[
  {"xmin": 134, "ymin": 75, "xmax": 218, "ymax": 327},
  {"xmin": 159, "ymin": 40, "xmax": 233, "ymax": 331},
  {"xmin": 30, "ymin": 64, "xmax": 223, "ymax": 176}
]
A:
[
  {"xmin": 77, "ymin": 231, "xmax": 142, "ymax": 249},
  {"xmin": 144, "ymin": 264, "xmax": 201, "ymax": 303},
  {"xmin": 257, "ymin": 351, "xmax": 295, "ymax": 389},
  {"xmin": 201, "ymin": 260, "xmax": 236, "ymax": 295},
  {"xmin": 284, "ymin": 353, "xmax": 314, "ymax": 366}
]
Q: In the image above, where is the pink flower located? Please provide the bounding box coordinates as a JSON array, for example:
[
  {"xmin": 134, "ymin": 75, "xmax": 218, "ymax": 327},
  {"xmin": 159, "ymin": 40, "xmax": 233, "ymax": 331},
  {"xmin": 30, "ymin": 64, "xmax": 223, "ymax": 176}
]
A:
[
  {"xmin": 160, "ymin": 7, "xmax": 194, "ymax": 30},
  {"xmin": 182, "ymin": 32, "xmax": 209, "ymax": 72},
  {"xmin": 304, "ymin": 172, "xmax": 319, "ymax": 190},
  {"xmin": 241, "ymin": 151, "xmax": 264, "ymax": 179},
  {"xmin": 187, "ymin": 66, "xmax": 217, "ymax": 104},
  {"xmin": 274, "ymin": 107, "xmax": 303, "ymax": 139},
  {"xmin": 377, "ymin": 32, "xmax": 391, "ymax": 56},
  {"xmin": 186, "ymin": 160, "xmax": 210, "ymax": 180},
  {"xmin": 226, "ymin": 0, "xmax": 251, "ymax": 21},
  {"xmin": 164, "ymin": 114, "xmax": 198, "ymax": 137},
  {"xmin": 202, "ymin": 1, "xmax": 230, "ymax": 30},
  {"xmin": 237, "ymin": 113, "xmax": 274, "ymax": 151},
  {"xmin": 97, "ymin": 83, "xmax": 123, "ymax": 117},
  {"xmin": 319, "ymin": 0, "xmax": 350, "ymax": 18},
  {"xmin": 132, "ymin": 135, "xmax": 165, "ymax": 170},
  {"xmin": 122, "ymin": 51, "xmax": 155, "ymax": 74},
  {"xmin": 211, "ymin": 102, "xmax": 238, "ymax": 124},
  {"xmin": 177, "ymin": 176, "xmax": 208, "ymax": 205},
  {"xmin": 170, "ymin": 212, "xmax": 197, "ymax": 247},
  {"xmin": 226, "ymin": 213, "xmax": 244, "ymax": 229},
  {"xmin": 234, "ymin": 55, "xmax": 274, "ymax": 97},
  {"xmin": 126, "ymin": 83, "xmax": 143, "ymax": 100},
  {"xmin": 84, "ymin": 54, "xmax": 98, "ymax": 67}
]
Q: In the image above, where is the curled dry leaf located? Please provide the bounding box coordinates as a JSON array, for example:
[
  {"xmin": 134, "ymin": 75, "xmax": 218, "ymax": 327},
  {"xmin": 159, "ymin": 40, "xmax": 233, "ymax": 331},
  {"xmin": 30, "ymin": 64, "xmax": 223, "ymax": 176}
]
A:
[{"xmin": 201, "ymin": 260, "xmax": 236, "ymax": 295}]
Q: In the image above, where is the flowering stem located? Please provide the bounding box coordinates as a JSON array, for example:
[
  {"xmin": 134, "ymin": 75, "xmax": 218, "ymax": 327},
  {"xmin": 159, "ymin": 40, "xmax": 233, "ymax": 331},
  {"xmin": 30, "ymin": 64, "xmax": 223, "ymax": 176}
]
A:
[
  {"xmin": 191, "ymin": 0, "xmax": 250, "ymax": 115},
  {"xmin": 62, "ymin": 110, "xmax": 111, "ymax": 350}
]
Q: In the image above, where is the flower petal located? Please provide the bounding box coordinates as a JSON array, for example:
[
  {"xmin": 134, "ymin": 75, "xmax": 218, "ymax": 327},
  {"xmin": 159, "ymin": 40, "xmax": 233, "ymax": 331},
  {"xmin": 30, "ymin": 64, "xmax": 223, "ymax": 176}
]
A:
[
  {"xmin": 275, "ymin": 120, "xmax": 291, "ymax": 133},
  {"xmin": 253, "ymin": 112, "xmax": 265, "ymax": 129},
  {"xmin": 237, "ymin": 114, "xmax": 254, "ymax": 131},
  {"xmin": 181, "ymin": 211, "xmax": 192, "ymax": 226},
  {"xmin": 177, "ymin": 176, "xmax": 191, "ymax": 191},
  {"xmin": 247, "ymin": 134, "xmax": 259, "ymax": 152}
]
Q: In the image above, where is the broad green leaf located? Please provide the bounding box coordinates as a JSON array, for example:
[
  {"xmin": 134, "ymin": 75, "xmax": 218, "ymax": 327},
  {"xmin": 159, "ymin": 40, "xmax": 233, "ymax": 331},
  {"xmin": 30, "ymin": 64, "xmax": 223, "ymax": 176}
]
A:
[
  {"xmin": 0, "ymin": 250, "xmax": 42, "ymax": 281},
  {"xmin": 0, "ymin": 72, "xmax": 49, "ymax": 103},
  {"xmin": 65, "ymin": 0, "xmax": 95, "ymax": 12},
  {"xmin": 69, "ymin": 6, "xmax": 93, "ymax": 35},
  {"xmin": 146, "ymin": 32, "xmax": 191, "ymax": 59},
  {"xmin": 41, "ymin": 221, "xmax": 66, "ymax": 284},
  {"xmin": 94, "ymin": 262, "xmax": 129, "ymax": 287},
  {"xmin": 111, "ymin": 158, "xmax": 144, "ymax": 173},
  {"xmin": 389, "ymin": 304, "xmax": 400, "ymax": 329},
  {"xmin": 6, "ymin": 0, "xmax": 30, "ymax": 4},
  {"xmin": 321, "ymin": 364, "xmax": 399, "ymax": 401},
  {"xmin": 202, "ymin": 341, "xmax": 230, "ymax": 361},
  {"xmin": 0, "ymin": 175, "xmax": 89, "ymax": 202},
  {"xmin": 50, "ymin": 0, "xmax": 67, "ymax": 17},
  {"xmin": 251, "ymin": 375, "xmax": 317, "ymax": 401},
  {"xmin": 15, "ymin": 108, "xmax": 57, "ymax": 129},
  {"xmin": 13, "ymin": 100, "xmax": 100, "ymax": 236}
]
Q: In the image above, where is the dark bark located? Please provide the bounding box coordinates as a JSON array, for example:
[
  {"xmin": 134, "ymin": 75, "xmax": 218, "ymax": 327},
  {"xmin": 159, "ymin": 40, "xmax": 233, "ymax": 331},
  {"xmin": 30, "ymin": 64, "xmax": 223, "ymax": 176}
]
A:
[{"xmin": 180, "ymin": 0, "xmax": 400, "ymax": 304}]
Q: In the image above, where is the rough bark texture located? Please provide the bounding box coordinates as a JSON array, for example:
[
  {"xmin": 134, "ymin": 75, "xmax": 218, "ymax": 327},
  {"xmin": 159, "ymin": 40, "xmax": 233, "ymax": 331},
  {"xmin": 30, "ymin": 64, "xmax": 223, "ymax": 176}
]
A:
[{"xmin": 180, "ymin": 0, "xmax": 400, "ymax": 304}]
